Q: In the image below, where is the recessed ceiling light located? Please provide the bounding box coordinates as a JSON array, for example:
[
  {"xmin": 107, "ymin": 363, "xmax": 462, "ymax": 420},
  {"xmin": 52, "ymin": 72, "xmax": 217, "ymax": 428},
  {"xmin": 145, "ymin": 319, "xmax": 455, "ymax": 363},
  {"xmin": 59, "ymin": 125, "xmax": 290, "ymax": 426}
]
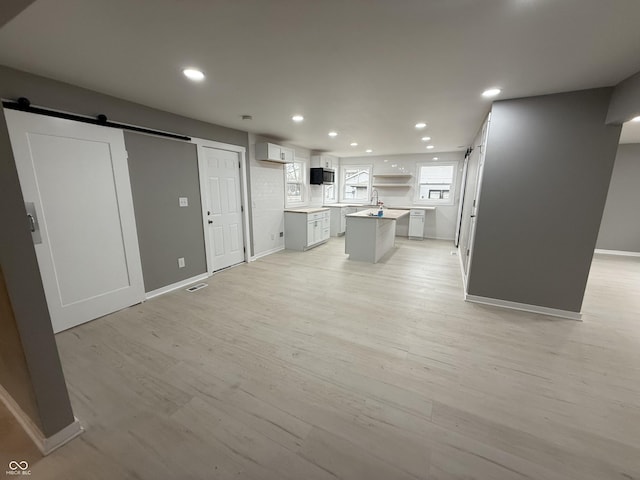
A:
[
  {"xmin": 183, "ymin": 68, "xmax": 205, "ymax": 81},
  {"xmin": 350, "ymin": 142, "xmax": 358, "ymax": 147},
  {"xmin": 433, "ymin": 157, "xmax": 439, "ymax": 160},
  {"xmin": 421, "ymin": 136, "xmax": 431, "ymax": 142},
  {"xmin": 365, "ymin": 149, "xmax": 373, "ymax": 153},
  {"xmin": 328, "ymin": 131, "xmax": 338, "ymax": 137},
  {"xmin": 426, "ymin": 145, "xmax": 435, "ymax": 149},
  {"xmin": 631, "ymin": 115, "xmax": 640, "ymax": 122},
  {"xmin": 415, "ymin": 122, "xmax": 427, "ymax": 129},
  {"xmin": 482, "ymin": 88, "xmax": 501, "ymax": 98},
  {"xmin": 292, "ymin": 115, "xmax": 304, "ymax": 122}
]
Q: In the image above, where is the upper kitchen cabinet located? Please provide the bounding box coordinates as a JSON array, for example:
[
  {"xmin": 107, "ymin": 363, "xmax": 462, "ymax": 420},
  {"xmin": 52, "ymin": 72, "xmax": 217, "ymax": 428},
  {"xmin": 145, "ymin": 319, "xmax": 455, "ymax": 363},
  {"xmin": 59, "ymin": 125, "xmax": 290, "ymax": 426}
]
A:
[
  {"xmin": 256, "ymin": 142, "xmax": 295, "ymax": 163},
  {"xmin": 311, "ymin": 155, "xmax": 338, "ymax": 170}
]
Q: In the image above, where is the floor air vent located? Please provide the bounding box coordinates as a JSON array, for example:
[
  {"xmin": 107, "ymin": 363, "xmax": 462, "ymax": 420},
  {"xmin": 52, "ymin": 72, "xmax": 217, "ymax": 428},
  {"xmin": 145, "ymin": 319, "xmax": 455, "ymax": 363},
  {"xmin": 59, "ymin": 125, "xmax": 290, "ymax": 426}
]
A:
[{"xmin": 186, "ymin": 283, "xmax": 208, "ymax": 292}]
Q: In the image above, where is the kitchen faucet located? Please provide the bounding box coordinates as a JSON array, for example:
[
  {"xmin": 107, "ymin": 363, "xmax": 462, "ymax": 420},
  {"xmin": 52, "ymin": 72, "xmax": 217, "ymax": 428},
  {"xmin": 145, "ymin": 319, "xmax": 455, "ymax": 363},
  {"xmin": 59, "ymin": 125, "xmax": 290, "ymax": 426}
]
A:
[{"xmin": 370, "ymin": 189, "xmax": 379, "ymax": 206}]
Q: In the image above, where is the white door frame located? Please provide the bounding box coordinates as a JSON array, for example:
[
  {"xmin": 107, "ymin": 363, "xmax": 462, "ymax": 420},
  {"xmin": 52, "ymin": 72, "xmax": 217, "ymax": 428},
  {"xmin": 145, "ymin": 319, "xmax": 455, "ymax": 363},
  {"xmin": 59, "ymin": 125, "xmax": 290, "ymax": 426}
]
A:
[
  {"xmin": 463, "ymin": 113, "xmax": 491, "ymax": 294},
  {"xmin": 454, "ymin": 153, "xmax": 470, "ymax": 247},
  {"xmin": 192, "ymin": 138, "xmax": 251, "ymax": 274}
]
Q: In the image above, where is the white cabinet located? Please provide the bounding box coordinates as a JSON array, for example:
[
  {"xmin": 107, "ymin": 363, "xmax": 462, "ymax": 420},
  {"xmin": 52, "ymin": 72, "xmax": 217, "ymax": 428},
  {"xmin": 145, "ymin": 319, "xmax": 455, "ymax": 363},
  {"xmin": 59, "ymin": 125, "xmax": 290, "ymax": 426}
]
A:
[
  {"xmin": 256, "ymin": 142, "xmax": 295, "ymax": 163},
  {"xmin": 328, "ymin": 206, "xmax": 357, "ymax": 236},
  {"xmin": 311, "ymin": 154, "xmax": 337, "ymax": 170},
  {"xmin": 408, "ymin": 209, "xmax": 425, "ymax": 239},
  {"xmin": 284, "ymin": 210, "xmax": 330, "ymax": 251}
]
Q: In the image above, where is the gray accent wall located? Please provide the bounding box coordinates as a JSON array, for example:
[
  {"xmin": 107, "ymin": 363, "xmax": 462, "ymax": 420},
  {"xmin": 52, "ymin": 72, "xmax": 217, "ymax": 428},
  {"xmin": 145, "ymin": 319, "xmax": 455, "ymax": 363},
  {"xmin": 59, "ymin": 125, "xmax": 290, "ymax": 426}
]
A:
[
  {"xmin": 596, "ymin": 143, "xmax": 640, "ymax": 253},
  {"xmin": 125, "ymin": 132, "xmax": 207, "ymax": 291},
  {"xmin": 467, "ymin": 88, "xmax": 622, "ymax": 313}
]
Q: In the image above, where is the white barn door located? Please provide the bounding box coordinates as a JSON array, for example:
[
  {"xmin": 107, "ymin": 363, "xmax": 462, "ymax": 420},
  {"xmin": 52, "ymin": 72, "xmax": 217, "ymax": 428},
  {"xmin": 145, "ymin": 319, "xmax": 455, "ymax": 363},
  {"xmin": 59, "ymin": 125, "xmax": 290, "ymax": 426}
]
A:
[{"xmin": 5, "ymin": 109, "xmax": 144, "ymax": 333}]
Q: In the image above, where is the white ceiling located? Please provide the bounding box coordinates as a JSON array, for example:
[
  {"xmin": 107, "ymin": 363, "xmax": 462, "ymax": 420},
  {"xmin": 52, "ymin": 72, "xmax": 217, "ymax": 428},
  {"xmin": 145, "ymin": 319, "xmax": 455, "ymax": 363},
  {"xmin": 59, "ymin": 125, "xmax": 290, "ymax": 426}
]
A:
[{"xmin": 1, "ymin": 0, "xmax": 640, "ymax": 156}]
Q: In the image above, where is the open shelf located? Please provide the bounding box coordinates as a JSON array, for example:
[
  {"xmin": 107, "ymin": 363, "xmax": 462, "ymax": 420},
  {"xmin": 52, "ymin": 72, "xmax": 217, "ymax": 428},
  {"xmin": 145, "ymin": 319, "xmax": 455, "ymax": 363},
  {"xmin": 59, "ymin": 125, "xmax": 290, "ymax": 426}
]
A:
[
  {"xmin": 373, "ymin": 173, "xmax": 413, "ymax": 178},
  {"xmin": 372, "ymin": 183, "xmax": 412, "ymax": 188}
]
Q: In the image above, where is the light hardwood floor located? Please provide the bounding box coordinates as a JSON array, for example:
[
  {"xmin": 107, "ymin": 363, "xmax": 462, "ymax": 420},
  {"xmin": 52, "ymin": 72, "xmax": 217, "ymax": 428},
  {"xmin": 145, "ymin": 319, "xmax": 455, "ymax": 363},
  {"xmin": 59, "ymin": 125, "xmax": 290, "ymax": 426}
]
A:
[{"xmin": 4, "ymin": 238, "xmax": 640, "ymax": 479}]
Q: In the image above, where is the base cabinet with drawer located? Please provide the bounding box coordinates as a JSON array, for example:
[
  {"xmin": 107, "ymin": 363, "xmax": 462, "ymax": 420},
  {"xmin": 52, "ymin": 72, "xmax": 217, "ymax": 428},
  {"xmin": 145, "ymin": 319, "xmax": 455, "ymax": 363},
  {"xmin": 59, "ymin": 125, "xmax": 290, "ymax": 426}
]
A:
[{"xmin": 284, "ymin": 210, "xmax": 330, "ymax": 251}]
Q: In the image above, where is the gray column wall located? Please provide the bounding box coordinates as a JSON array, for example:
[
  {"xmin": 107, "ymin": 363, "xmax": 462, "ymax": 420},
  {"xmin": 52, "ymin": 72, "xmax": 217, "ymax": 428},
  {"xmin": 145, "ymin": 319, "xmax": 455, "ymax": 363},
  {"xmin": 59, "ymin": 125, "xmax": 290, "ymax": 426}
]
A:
[
  {"xmin": 0, "ymin": 65, "xmax": 249, "ymax": 438},
  {"xmin": 596, "ymin": 143, "xmax": 640, "ymax": 253},
  {"xmin": 467, "ymin": 88, "xmax": 621, "ymax": 313}
]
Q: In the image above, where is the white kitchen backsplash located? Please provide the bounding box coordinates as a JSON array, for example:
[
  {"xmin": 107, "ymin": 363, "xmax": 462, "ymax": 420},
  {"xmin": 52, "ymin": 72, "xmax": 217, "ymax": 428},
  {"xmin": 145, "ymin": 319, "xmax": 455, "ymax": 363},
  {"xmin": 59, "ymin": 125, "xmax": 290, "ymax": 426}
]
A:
[
  {"xmin": 248, "ymin": 133, "xmax": 312, "ymax": 257},
  {"xmin": 339, "ymin": 152, "xmax": 465, "ymax": 240}
]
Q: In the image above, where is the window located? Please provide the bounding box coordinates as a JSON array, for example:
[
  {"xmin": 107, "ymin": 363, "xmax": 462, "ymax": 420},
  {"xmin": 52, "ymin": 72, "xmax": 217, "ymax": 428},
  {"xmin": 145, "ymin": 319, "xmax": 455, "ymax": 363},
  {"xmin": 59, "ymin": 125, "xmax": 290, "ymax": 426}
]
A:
[
  {"xmin": 324, "ymin": 183, "xmax": 336, "ymax": 203},
  {"xmin": 341, "ymin": 166, "xmax": 371, "ymax": 202},
  {"xmin": 415, "ymin": 163, "xmax": 456, "ymax": 204},
  {"xmin": 285, "ymin": 161, "xmax": 304, "ymax": 205}
]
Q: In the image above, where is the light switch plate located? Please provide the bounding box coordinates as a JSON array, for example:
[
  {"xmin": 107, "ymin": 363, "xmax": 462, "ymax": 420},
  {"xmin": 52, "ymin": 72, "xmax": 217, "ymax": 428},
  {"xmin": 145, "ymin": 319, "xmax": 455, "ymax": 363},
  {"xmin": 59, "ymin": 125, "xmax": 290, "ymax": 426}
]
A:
[
  {"xmin": 178, "ymin": 257, "xmax": 185, "ymax": 268},
  {"xmin": 179, "ymin": 197, "xmax": 188, "ymax": 207}
]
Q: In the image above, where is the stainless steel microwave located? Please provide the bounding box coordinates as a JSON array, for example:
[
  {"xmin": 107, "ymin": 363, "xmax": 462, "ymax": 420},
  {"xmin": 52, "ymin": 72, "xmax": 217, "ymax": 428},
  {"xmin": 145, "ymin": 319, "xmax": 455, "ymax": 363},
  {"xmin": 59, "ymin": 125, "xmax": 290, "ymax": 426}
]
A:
[{"xmin": 310, "ymin": 168, "xmax": 335, "ymax": 185}]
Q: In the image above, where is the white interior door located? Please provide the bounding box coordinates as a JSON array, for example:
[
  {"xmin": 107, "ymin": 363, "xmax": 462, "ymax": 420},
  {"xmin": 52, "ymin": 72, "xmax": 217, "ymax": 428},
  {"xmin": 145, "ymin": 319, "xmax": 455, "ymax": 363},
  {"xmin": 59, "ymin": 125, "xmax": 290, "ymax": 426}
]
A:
[
  {"xmin": 463, "ymin": 115, "xmax": 491, "ymax": 281},
  {"xmin": 5, "ymin": 109, "xmax": 144, "ymax": 333},
  {"xmin": 202, "ymin": 146, "xmax": 245, "ymax": 271}
]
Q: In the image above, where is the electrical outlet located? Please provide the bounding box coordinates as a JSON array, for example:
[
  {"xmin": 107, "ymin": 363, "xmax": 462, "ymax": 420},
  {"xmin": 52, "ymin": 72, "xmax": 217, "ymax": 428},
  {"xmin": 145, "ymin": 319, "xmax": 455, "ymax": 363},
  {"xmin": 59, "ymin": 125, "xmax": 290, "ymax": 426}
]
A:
[
  {"xmin": 178, "ymin": 257, "xmax": 185, "ymax": 268},
  {"xmin": 179, "ymin": 197, "xmax": 188, "ymax": 207}
]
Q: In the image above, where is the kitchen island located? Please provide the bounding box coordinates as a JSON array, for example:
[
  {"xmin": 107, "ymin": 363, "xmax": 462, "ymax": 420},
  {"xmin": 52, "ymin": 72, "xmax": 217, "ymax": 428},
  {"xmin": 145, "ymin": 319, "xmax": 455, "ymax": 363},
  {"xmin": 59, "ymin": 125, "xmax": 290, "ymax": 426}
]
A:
[{"xmin": 345, "ymin": 209, "xmax": 410, "ymax": 263}]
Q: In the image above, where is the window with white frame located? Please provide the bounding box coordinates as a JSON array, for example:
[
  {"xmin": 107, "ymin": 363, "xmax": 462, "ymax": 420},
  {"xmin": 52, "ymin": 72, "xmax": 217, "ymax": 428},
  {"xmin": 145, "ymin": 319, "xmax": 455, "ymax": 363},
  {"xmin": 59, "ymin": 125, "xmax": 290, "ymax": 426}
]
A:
[
  {"xmin": 324, "ymin": 183, "xmax": 336, "ymax": 203},
  {"xmin": 285, "ymin": 161, "xmax": 305, "ymax": 205},
  {"xmin": 415, "ymin": 163, "xmax": 456, "ymax": 204},
  {"xmin": 341, "ymin": 166, "xmax": 371, "ymax": 202}
]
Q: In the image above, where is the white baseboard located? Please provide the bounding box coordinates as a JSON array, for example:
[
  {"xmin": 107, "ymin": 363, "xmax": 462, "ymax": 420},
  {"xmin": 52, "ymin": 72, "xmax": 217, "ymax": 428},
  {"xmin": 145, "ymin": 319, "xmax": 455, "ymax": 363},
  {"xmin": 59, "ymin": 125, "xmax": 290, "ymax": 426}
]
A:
[
  {"xmin": 251, "ymin": 246, "xmax": 285, "ymax": 261},
  {"xmin": 465, "ymin": 294, "xmax": 582, "ymax": 321},
  {"xmin": 0, "ymin": 384, "xmax": 83, "ymax": 455},
  {"xmin": 145, "ymin": 273, "xmax": 210, "ymax": 300},
  {"xmin": 594, "ymin": 249, "xmax": 640, "ymax": 257},
  {"xmin": 41, "ymin": 418, "xmax": 83, "ymax": 455}
]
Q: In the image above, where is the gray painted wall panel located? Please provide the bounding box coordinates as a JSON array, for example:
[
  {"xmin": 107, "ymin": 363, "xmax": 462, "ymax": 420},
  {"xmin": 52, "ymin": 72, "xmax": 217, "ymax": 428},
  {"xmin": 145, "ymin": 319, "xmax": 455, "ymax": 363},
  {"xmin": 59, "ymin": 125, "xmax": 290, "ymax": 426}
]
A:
[
  {"xmin": 596, "ymin": 143, "xmax": 640, "ymax": 252},
  {"xmin": 125, "ymin": 132, "xmax": 207, "ymax": 291},
  {"xmin": 467, "ymin": 89, "xmax": 621, "ymax": 313}
]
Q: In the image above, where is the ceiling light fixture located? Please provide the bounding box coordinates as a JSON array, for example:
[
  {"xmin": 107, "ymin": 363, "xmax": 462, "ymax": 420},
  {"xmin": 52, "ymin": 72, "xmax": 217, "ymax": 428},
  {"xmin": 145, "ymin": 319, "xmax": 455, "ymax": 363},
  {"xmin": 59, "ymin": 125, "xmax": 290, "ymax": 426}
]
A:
[
  {"xmin": 421, "ymin": 136, "xmax": 431, "ymax": 142},
  {"xmin": 365, "ymin": 149, "xmax": 373, "ymax": 153},
  {"xmin": 328, "ymin": 131, "xmax": 338, "ymax": 137},
  {"xmin": 433, "ymin": 157, "xmax": 439, "ymax": 160},
  {"xmin": 415, "ymin": 122, "xmax": 427, "ymax": 129},
  {"xmin": 292, "ymin": 115, "xmax": 304, "ymax": 122},
  {"xmin": 482, "ymin": 87, "xmax": 501, "ymax": 98},
  {"xmin": 350, "ymin": 142, "xmax": 358, "ymax": 147},
  {"xmin": 183, "ymin": 68, "xmax": 205, "ymax": 81},
  {"xmin": 631, "ymin": 115, "xmax": 640, "ymax": 122},
  {"xmin": 426, "ymin": 145, "xmax": 435, "ymax": 149}
]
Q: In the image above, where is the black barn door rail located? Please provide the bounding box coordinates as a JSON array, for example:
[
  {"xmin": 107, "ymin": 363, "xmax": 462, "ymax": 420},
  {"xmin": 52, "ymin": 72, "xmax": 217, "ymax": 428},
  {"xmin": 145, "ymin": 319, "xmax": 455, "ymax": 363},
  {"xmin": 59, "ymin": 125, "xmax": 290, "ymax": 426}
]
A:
[{"xmin": 2, "ymin": 98, "xmax": 191, "ymax": 142}]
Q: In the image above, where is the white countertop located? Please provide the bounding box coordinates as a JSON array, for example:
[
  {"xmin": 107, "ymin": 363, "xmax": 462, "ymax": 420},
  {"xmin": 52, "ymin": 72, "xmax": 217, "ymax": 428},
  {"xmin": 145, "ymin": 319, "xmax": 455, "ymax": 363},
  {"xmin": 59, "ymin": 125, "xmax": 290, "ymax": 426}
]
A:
[
  {"xmin": 284, "ymin": 207, "xmax": 330, "ymax": 214},
  {"xmin": 346, "ymin": 209, "xmax": 411, "ymax": 220},
  {"xmin": 388, "ymin": 205, "xmax": 436, "ymax": 210},
  {"xmin": 324, "ymin": 204, "xmax": 435, "ymax": 210}
]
